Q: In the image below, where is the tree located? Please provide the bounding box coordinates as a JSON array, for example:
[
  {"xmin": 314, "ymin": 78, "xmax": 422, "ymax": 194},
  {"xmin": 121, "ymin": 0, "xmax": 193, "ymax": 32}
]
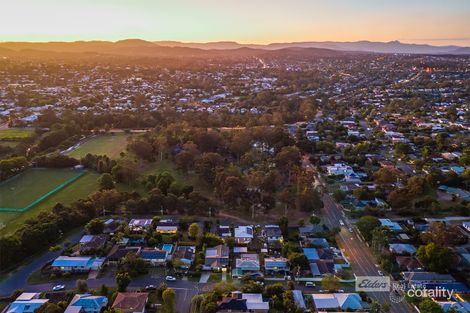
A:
[
  {"xmin": 420, "ymin": 222, "xmax": 466, "ymax": 247},
  {"xmin": 321, "ymin": 275, "xmax": 340, "ymax": 292},
  {"xmin": 419, "ymin": 298, "xmax": 444, "ymax": 313},
  {"xmin": 188, "ymin": 223, "xmax": 199, "ymax": 239},
  {"xmin": 356, "ymin": 216, "xmax": 381, "ymax": 242},
  {"xmin": 85, "ymin": 218, "xmax": 104, "ymax": 235},
  {"xmin": 394, "ymin": 143, "xmax": 411, "ymax": 157},
  {"xmin": 416, "ymin": 243, "xmax": 451, "ymax": 273},
  {"xmin": 309, "ymin": 215, "xmax": 321, "ymax": 225},
  {"xmin": 76, "ymin": 279, "xmax": 88, "ymax": 292},
  {"xmin": 374, "ymin": 168, "xmax": 399, "ymax": 185},
  {"xmin": 162, "ymin": 288, "xmax": 177, "ymax": 313},
  {"xmin": 98, "ymin": 173, "xmax": 115, "ymax": 190},
  {"xmin": 116, "ymin": 272, "xmax": 131, "ymax": 292},
  {"xmin": 288, "ymin": 253, "xmax": 309, "ymax": 270},
  {"xmin": 156, "ymin": 171, "xmax": 175, "ymax": 195}
]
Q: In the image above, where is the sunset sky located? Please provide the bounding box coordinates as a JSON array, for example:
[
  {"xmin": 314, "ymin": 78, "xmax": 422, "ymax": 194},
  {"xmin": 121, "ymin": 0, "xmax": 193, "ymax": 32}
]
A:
[{"xmin": 1, "ymin": 0, "xmax": 470, "ymax": 46}]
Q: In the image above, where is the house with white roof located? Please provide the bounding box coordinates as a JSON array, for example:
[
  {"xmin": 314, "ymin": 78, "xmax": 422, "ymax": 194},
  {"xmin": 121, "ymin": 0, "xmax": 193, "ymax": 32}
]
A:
[
  {"xmin": 311, "ymin": 293, "xmax": 363, "ymax": 311},
  {"xmin": 6, "ymin": 293, "xmax": 49, "ymax": 313},
  {"xmin": 234, "ymin": 225, "xmax": 254, "ymax": 244}
]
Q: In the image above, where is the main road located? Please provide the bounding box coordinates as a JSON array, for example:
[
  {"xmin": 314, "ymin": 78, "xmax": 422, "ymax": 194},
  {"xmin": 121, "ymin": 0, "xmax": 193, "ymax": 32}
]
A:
[{"xmin": 321, "ymin": 191, "xmax": 413, "ymax": 313}]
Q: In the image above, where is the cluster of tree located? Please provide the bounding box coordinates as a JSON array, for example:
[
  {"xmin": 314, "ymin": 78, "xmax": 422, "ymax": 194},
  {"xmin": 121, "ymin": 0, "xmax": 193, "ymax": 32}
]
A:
[
  {"xmin": 0, "ymin": 155, "xmax": 28, "ymax": 180},
  {"xmin": 81, "ymin": 154, "xmax": 117, "ymax": 173},
  {"xmin": 34, "ymin": 154, "xmax": 79, "ymax": 168}
]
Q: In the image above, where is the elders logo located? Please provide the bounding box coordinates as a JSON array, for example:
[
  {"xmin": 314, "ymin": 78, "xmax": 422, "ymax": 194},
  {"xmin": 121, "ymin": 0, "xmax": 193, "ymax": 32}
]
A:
[{"xmin": 355, "ymin": 276, "xmax": 391, "ymax": 292}]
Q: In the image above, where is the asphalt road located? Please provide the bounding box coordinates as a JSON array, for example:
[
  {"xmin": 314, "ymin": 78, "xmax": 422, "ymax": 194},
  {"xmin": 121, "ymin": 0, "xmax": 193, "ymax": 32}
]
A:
[{"xmin": 321, "ymin": 193, "xmax": 413, "ymax": 313}]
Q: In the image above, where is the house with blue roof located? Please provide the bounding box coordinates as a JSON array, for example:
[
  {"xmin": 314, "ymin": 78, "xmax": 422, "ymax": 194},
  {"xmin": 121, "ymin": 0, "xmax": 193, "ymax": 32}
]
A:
[
  {"xmin": 6, "ymin": 293, "xmax": 49, "ymax": 313},
  {"xmin": 379, "ymin": 218, "xmax": 402, "ymax": 231},
  {"xmin": 65, "ymin": 294, "xmax": 108, "ymax": 313},
  {"xmin": 139, "ymin": 248, "xmax": 167, "ymax": 265},
  {"xmin": 264, "ymin": 257, "xmax": 289, "ymax": 274},
  {"xmin": 51, "ymin": 256, "xmax": 105, "ymax": 272}
]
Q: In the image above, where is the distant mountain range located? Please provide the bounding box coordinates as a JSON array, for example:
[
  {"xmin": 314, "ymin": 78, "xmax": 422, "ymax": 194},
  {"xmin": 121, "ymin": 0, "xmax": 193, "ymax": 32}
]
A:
[
  {"xmin": 155, "ymin": 40, "xmax": 470, "ymax": 55},
  {"xmin": 0, "ymin": 39, "xmax": 469, "ymax": 59}
]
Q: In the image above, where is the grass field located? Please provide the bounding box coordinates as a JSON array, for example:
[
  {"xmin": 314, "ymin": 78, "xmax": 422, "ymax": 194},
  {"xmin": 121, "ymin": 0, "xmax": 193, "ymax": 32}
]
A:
[
  {"xmin": 0, "ymin": 129, "xmax": 34, "ymax": 140},
  {"xmin": 66, "ymin": 133, "xmax": 131, "ymax": 159},
  {"xmin": 0, "ymin": 168, "xmax": 84, "ymax": 210},
  {"xmin": 0, "ymin": 172, "xmax": 100, "ymax": 235}
]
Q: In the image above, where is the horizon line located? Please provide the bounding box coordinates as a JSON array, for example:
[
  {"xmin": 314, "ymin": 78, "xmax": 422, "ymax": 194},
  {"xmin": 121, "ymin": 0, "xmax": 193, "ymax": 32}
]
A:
[{"xmin": 0, "ymin": 38, "xmax": 469, "ymax": 48}]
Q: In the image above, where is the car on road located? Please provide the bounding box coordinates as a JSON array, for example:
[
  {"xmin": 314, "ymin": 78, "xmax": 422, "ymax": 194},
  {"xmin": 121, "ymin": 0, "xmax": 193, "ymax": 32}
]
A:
[
  {"xmin": 338, "ymin": 289, "xmax": 345, "ymax": 293},
  {"xmin": 339, "ymin": 220, "xmax": 345, "ymax": 226},
  {"xmin": 145, "ymin": 285, "xmax": 156, "ymax": 291},
  {"xmin": 52, "ymin": 285, "xmax": 65, "ymax": 291},
  {"xmin": 165, "ymin": 276, "xmax": 176, "ymax": 281},
  {"xmin": 305, "ymin": 282, "xmax": 315, "ymax": 287},
  {"xmin": 348, "ymin": 227, "xmax": 353, "ymax": 233},
  {"xmin": 378, "ymin": 271, "xmax": 384, "ymax": 276}
]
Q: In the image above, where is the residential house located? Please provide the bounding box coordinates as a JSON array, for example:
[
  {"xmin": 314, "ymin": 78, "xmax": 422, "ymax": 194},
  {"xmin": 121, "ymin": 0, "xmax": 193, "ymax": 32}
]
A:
[
  {"xmin": 234, "ymin": 254, "xmax": 260, "ymax": 277},
  {"xmin": 203, "ymin": 245, "xmax": 230, "ymax": 271},
  {"xmin": 106, "ymin": 246, "xmax": 141, "ymax": 265},
  {"xmin": 264, "ymin": 257, "xmax": 289, "ymax": 274},
  {"xmin": 139, "ymin": 248, "xmax": 167, "ymax": 266},
  {"xmin": 217, "ymin": 292, "xmax": 269, "ymax": 313},
  {"xmin": 156, "ymin": 219, "xmax": 178, "ymax": 234},
  {"xmin": 311, "ymin": 293, "xmax": 363, "ymax": 311},
  {"xmin": 64, "ymin": 294, "xmax": 108, "ymax": 313},
  {"xmin": 112, "ymin": 293, "xmax": 148, "ymax": 313},
  {"xmin": 262, "ymin": 225, "xmax": 283, "ymax": 243},
  {"xmin": 234, "ymin": 226, "xmax": 254, "ymax": 244},
  {"xmin": 79, "ymin": 235, "xmax": 108, "ymax": 254},
  {"xmin": 304, "ymin": 248, "xmax": 335, "ymax": 276},
  {"xmin": 103, "ymin": 219, "xmax": 122, "ymax": 235},
  {"xmin": 51, "ymin": 256, "xmax": 105, "ymax": 272},
  {"xmin": 326, "ymin": 163, "xmax": 354, "ymax": 176},
  {"xmin": 6, "ymin": 293, "xmax": 49, "ymax": 313},
  {"xmin": 395, "ymin": 256, "xmax": 423, "ymax": 271},
  {"xmin": 463, "ymin": 222, "xmax": 470, "ymax": 233},
  {"xmin": 216, "ymin": 225, "xmax": 232, "ymax": 238},
  {"xmin": 299, "ymin": 224, "xmax": 323, "ymax": 239},
  {"xmin": 402, "ymin": 272, "xmax": 456, "ymax": 288},
  {"xmin": 389, "ymin": 244, "xmax": 417, "ymax": 255},
  {"xmin": 172, "ymin": 246, "xmax": 196, "ymax": 268},
  {"xmin": 308, "ymin": 238, "xmax": 330, "ymax": 248},
  {"xmin": 379, "ymin": 219, "xmax": 402, "ymax": 231},
  {"xmin": 128, "ymin": 219, "xmax": 152, "ymax": 233}
]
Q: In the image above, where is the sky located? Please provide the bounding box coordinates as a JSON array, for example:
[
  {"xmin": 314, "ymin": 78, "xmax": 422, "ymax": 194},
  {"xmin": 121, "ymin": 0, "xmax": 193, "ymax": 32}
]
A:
[{"xmin": 1, "ymin": 0, "xmax": 470, "ymax": 46}]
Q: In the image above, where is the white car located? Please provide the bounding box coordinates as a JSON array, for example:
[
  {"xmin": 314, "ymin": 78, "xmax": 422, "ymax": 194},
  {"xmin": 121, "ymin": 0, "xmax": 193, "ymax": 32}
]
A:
[
  {"xmin": 52, "ymin": 284, "xmax": 65, "ymax": 291},
  {"xmin": 339, "ymin": 220, "xmax": 345, "ymax": 226},
  {"xmin": 165, "ymin": 276, "xmax": 176, "ymax": 281},
  {"xmin": 378, "ymin": 271, "xmax": 384, "ymax": 276},
  {"xmin": 305, "ymin": 282, "xmax": 315, "ymax": 287},
  {"xmin": 348, "ymin": 227, "xmax": 353, "ymax": 233}
]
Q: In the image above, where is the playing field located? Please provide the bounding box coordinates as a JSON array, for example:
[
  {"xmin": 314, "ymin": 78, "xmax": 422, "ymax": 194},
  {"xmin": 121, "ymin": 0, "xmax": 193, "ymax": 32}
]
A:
[
  {"xmin": 65, "ymin": 133, "xmax": 131, "ymax": 159},
  {"xmin": 0, "ymin": 129, "xmax": 34, "ymax": 140},
  {"xmin": 0, "ymin": 168, "xmax": 84, "ymax": 210}
]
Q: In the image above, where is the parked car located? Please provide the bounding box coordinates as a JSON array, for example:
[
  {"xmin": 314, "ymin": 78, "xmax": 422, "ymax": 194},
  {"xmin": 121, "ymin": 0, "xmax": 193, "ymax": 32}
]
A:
[
  {"xmin": 145, "ymin": 285, "xmax": 156, "ymax": 291},
  {"xmin": 348, "ymin": 227, "xmax": 354, "ymax": 233},
  {"xmin": 378, "ymin": 271, "xmax": 384, "ymax": 276},
  {"xmin": 339, "ymin": 220, "xmax": 345, "ymax": 226},
  {"xmin": 305, "ymin": 282, "xmax": 315, "ymax": 287},
  {"xmin": 166, "ymin": 276, "xmax": 176, "ymax": 281},
  {"xmin": 52, "ymin": 285, "xmax": 65, "ymax": 291}
]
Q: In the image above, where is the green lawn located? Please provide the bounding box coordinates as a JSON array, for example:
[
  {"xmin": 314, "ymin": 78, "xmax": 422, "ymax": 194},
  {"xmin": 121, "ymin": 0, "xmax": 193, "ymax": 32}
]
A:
[
  {"xmin": 0, "ymin": 141, "xmax": 20, "ymax": 148},
  {"xmin": 66, "ymin": 133, "xmax": 132, "ymax": 159},
  {"xmin": 0, "ymin": 172, "xmax": 100, "ymax": 235},
  {"xmin": 0, "ymin": 168, "xmax": 84, "ymax": 210},
  {"xmin": 0, "ymin": 129, "xmax": 34, "ymax": 140}
]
